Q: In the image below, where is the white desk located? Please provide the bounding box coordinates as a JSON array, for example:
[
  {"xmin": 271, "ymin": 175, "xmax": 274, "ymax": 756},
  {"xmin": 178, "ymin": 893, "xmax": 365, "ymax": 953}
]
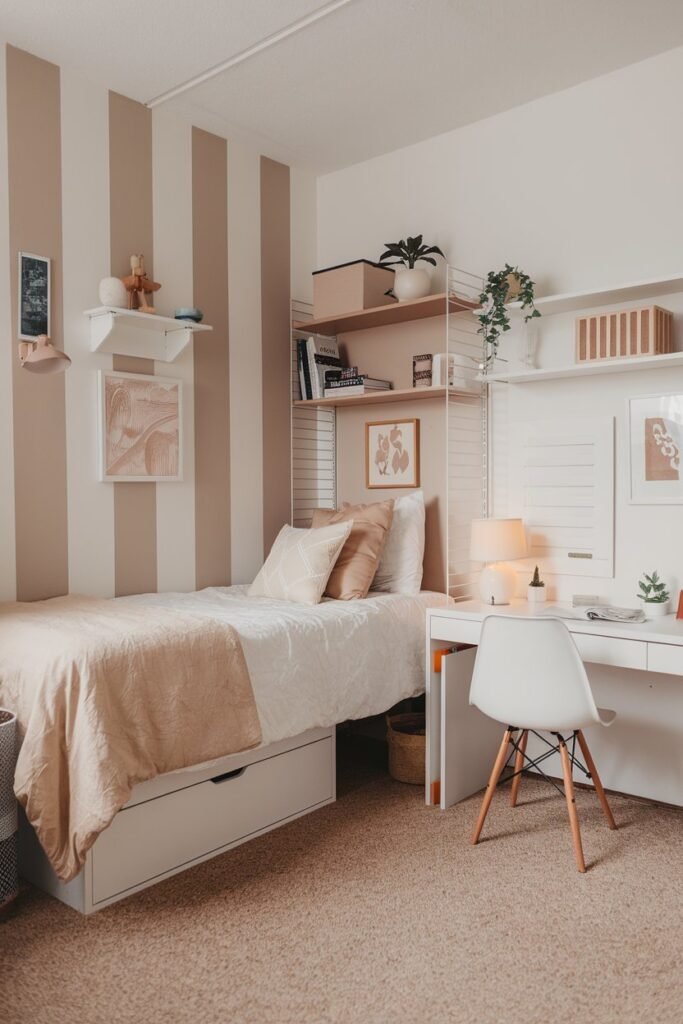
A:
[{"xmin": 426, "ymin": 600, "xmax": 683, "ymax": 809}]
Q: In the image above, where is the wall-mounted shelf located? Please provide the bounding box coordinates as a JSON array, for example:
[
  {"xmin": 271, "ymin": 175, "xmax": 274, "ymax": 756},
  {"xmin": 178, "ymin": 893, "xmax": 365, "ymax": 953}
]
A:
[
  {"xmin": 292, "ymin": 292, "xmax": 477, "ymax": 336},
  {"xmin": 479, "ymin": 350, "xmax": 683, "ymax": 384},
  {"xmin": 84, "ymin": 307, "xmax": 213, "ymax": 362},
  {"xmin": 509, "ymin": 272, "xmax": 683, "ymax": 317},
  {"xmin": 293, "ymin": 385, "xmax": 484, "ymax": 409}
]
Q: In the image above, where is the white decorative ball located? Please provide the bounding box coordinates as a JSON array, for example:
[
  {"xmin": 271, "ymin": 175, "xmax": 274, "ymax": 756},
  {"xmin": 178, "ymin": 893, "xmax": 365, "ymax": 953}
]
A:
[{"xmin": 98, "ymin": 276, "xmax": 127, "ymax": 307}]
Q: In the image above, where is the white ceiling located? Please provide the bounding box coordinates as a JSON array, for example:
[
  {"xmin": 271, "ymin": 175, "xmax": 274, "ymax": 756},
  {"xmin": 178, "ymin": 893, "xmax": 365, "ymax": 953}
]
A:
[{"xmin": 3, "ymin": 0, "xmax": 683, "ymax": 172}]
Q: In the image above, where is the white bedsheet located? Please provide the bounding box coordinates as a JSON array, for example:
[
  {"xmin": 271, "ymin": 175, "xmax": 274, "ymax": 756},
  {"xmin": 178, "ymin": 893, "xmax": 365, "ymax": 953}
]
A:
[{"xmin": 121, "ymin": 586, "xmax": 451, "ymax": 747}]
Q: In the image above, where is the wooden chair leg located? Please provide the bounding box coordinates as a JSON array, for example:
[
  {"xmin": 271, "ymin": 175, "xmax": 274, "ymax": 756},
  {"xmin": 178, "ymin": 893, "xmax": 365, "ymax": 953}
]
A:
[
  {"xmin": 577, "ymin": 730, "xmax": 617, "ymax": 830},
  {"xmin": 471, "ymin": 729, "xmax": 513, "ymax": 845},
  {"xmin": 510, "ymin": 730, "xmax": 528, "ymax": 807},
  {"xmin": 558, "ymin": 736, "xmax": 586, "ymax": 873}
]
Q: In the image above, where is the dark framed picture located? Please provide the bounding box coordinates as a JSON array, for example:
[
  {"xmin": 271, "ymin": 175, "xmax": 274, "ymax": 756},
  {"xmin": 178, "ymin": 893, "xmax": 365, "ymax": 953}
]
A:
[
  {"xmin": 18, "ymin": 252, "xmax": 50, "ymax": 340},
  {"xmin": 366, "ymin": 418, "xmax": 420, "ymax": 489}
]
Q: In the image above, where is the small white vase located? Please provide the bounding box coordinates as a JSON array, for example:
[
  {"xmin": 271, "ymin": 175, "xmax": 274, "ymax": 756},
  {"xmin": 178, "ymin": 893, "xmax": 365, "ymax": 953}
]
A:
[
  {"xmin": 638, "ymin": 598, "xmax": 670, "ymax": 619},
  {"xmin": 528, "ymin": 585, "xmax": 547, "ymax": 606},
  {"xmin": 99, "ymin": 276, "xmax": 128, "ymax": 307},
  {"xmin": 393, "ymin": 268, "xmax": 430, "ymax": 302}
]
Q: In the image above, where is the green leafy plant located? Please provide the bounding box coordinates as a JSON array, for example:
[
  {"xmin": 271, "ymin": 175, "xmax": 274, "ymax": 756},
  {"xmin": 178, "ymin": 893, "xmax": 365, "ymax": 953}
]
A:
[
  {"xmin": 529, "ymin": 565, "xmax": 545, "ymax": 588},
  {"xmin": 477, "ymin": 264, "xmax": 541, "ymax": 367},
  {"xmin": 637, "ymin": 571, "xmax": 670, "ymax": 604},
  {"xmin": 379, "ymin": 235, "xmax": 445, "ymax": 269}
]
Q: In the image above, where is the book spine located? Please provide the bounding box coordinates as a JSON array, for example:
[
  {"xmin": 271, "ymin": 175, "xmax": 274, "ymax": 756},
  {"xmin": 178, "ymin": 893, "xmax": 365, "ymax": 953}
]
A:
[
  {"xmin": 306, "ymin": 337, "xmax": 321, "ymax": 399},
  {"xmin": 297, "ymin": 341, "xmax": 307, "ymax": 400},
  {"xmin": 325, "ymin": 377, "xmax": 365, "ymax": 388},
  {"xmin": 299, "ymin": 339, "xmax": 312, "ymax": 399}
]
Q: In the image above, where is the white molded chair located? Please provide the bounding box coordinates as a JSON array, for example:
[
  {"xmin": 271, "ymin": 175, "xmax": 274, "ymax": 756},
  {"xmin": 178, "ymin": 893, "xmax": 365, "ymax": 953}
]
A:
[{"xmin": 469, "ymin": 616, "xmax": 617, "ymax": 872}]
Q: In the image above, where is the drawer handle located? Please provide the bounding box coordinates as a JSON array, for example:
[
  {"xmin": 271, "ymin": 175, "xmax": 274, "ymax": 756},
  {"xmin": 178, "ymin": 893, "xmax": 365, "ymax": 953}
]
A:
[{"xmin": 211, "ymin": 766, "xmax": 247, "ymax": 785}]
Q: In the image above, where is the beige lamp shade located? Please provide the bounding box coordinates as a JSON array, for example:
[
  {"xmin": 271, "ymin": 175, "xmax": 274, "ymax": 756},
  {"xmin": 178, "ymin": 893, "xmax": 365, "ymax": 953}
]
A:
[
  {"xmin": 470, "ymin": 517, "xmax": 527, "ymax": 563},
  {"xmin": 20, "ymin": 335, "xmax": 71, "ymax": 374}
]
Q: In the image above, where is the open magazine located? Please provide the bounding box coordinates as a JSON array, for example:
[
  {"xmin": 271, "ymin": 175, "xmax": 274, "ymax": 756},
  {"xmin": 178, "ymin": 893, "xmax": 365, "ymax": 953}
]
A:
[{"xmin": 539, "ymin": 605, "xmax": 646, "ymax": 623}]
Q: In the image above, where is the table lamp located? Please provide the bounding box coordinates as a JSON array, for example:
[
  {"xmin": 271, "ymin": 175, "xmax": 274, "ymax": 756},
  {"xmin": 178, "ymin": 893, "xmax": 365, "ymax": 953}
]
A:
[{"xmin": 470, "ymin": 517, "xmax": 527, "ymax": 605}]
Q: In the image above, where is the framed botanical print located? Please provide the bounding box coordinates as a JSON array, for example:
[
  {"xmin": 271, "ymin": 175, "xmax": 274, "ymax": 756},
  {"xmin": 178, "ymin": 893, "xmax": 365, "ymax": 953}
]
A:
[
  {"xmin": 98, "ymin": 370, "xmax": 183, "ymax": 482},
  {"xmin": 18, "ymin": 252, "xmax": 50, "ymax": 340},
  {"xmin": 366, "ymin": 418, "xmax": 420, "ymax": 489},
  {"xmin": 628, "ymin": 392, "xmax": 683, "ymax": 504}
]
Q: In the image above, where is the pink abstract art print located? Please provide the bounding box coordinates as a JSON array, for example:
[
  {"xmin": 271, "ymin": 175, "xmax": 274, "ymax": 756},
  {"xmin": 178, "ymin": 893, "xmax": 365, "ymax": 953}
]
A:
[{"xmin": 99, "ymin": 370, "xmax": 183, "ymax": 482}]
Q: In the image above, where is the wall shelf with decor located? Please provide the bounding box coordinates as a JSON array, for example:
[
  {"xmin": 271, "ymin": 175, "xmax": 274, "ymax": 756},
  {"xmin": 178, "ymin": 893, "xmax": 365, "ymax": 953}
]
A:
[
  {"xmin": 291, "ymin": 266, "xmax": 487, "ymax": 600},
  {"xmin": 480, "ymin": 350, "xmax": 683, "ymax": 384},
  {"xmin": 292, "ymin": 291, "xmax": 478, "ymax": 336},
  {"xmin": 84, "ymin": 307, "xmax": 213, "ymax": 362}
]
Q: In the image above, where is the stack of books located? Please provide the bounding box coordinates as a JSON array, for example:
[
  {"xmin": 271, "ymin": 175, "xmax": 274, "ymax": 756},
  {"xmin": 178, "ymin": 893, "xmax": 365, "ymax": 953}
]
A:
[
  {"xmin": 297, "ymin": 336, "xmax": 393, "ymax": 400},
  {"xmin": 323, "ymin": 368, "xmax": 392, "ymax": 398}
]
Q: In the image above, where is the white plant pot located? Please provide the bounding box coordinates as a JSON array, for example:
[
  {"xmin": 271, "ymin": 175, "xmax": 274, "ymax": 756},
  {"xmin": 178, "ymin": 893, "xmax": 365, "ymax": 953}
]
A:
[
  {"xmin": 527, "ymin": 585, "xmax": 547, "ymax": 606},
  {"xmin": 638, "ymin": 597, "xmax": 670, "ymax": 619},
  {"xmin": 98, "ymin": 276, "xmax": 128, "ymax": 307},
  {"xmin": 393, "ymin": 268, "xmax": 430, "ymax": 302}
]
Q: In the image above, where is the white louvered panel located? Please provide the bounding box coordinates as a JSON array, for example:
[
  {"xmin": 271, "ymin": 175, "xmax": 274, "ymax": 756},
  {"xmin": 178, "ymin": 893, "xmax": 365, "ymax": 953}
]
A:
[
  {"xmin": 510, "ymin": 416, "xmax": 615, "ymax": 579},
  {"xmin": 446, "ymin": 264, "xmax": 486, "ymax": 602},
  {"xmin": 291, "ymin": 301, "xmax": 336, "ymax": 528}
]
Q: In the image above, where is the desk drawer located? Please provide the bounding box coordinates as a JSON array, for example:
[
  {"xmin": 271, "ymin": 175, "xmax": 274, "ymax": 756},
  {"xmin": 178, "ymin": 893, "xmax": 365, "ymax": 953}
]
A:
[
  {"xmin": 648, "ymin": 643, "xmax": 683, "ymax": 676},
  {"xmin": 572, "ymin": 633, "xmax": 647, "ymax": 671},
  {"xmin": 92, "ymin": 737, "xmax": 334, "ymax": 904},
  {"xmin": 430, "ymin": 616, "xmax": 481, "ymax": 645}
]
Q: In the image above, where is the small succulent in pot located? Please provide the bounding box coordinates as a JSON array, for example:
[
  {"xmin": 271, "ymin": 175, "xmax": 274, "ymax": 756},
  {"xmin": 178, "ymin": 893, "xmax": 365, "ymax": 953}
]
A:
[
  {"xmin": 637, "ymin": 571, "xmax": 670, "ymax": 618},
  {"xmin": 477, "ymin": 263, "xmax": 541, "ymax": 368},
  {"xmin": 527, "ymin": 565, "xmax": 546, "ymax": 605},
  {"xmin": 379, "ymin": 235, "xmax": 445, "ymax": 302}
]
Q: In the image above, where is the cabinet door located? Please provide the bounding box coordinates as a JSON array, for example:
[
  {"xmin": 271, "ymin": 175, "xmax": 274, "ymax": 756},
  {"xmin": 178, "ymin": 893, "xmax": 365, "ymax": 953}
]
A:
[{"xmin": 439, "ymin": 648, "xmax": 505, "ymax": 809}]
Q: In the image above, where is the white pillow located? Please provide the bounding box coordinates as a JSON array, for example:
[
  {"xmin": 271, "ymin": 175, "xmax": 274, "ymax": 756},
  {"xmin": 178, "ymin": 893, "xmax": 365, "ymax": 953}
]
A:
[
  {"xmin": 249, "ymin": 521, "xmax": 353, "ymax": 605},
  {"xmin": 372, "ymin": 490, "xmax": 425, "ymax": 594}
]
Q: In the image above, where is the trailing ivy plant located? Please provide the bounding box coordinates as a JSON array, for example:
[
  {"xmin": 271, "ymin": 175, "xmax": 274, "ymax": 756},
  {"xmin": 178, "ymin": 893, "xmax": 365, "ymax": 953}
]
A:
[
  {"xmin": 379, "ymin": 235, "xmax": 445, "ymax": 269},
  {"xmin": 637, "ymin": 571, "xmax": 669, "ymax": 604},
  {"xmin": 477, "ymin": 264, "xmax": 541, "ymax": 367}
]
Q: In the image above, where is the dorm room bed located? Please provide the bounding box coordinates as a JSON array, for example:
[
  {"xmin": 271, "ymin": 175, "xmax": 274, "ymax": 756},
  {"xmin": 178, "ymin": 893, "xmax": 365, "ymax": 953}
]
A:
[{"xmin": 17, "ymin": 586, "xmax": 450, "ymax": 913}]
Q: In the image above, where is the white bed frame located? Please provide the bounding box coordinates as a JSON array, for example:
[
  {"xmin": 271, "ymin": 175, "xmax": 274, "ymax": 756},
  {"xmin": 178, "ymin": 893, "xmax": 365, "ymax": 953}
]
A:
[{"xmin": 19, "ymin": 726, "xmax": 335, "ymax": 914}]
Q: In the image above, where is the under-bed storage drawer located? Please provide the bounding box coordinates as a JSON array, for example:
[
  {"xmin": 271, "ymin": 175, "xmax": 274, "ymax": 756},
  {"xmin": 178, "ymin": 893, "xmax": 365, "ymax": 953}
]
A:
[{"xmin": 92, "ymin": 736, "xmax": 333, "ymax": 905}]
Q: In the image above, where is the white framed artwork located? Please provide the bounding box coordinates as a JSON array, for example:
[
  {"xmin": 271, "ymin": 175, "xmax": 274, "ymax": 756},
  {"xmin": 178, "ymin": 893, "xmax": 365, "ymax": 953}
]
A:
[
  {"xmin": 98, "ymin": 370, "xmax": 183, "ymax": 482},
  {"xmin": 366, "ymin": 418, "xmax": 420, "ymax": 489},
  {"xmin": 628, "ymin": 392, "xmax": 683, "ymax": 504}
]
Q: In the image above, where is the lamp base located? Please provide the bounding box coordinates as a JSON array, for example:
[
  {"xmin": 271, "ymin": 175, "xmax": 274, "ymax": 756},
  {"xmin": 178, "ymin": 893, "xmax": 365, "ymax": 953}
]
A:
[{"xmin": 478, "ymin": 564, "xmax": 517, "ymax": 606}]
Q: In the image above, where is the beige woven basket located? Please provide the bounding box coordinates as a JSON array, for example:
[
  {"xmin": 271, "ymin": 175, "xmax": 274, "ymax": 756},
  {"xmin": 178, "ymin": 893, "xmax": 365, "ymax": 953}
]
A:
[{"xmin": 386, "ymin": 712, "xmax": 425, "ymax": 785}]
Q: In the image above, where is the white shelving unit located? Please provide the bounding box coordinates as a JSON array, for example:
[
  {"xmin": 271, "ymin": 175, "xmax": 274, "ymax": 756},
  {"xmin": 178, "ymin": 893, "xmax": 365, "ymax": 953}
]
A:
[
  {"xmin": 484, "ymin": 271, "xmax": 683, "ymax": 384},
  {"xmin": 84, "ymin": 307, "xmax": 212, "ymax": 362}
]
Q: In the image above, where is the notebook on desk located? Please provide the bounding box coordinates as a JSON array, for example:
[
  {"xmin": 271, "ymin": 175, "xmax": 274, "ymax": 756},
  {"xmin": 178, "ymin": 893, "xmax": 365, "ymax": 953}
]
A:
[{"xmin": 539, "ymin": 605, "xmax": 646, "ymax": 623}]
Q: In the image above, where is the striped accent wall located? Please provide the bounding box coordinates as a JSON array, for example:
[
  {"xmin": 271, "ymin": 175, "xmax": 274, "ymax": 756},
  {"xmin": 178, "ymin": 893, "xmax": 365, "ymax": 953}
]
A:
[{"xmin": 0, "ymin": 43, "xmax": 315, "ymax": 602}]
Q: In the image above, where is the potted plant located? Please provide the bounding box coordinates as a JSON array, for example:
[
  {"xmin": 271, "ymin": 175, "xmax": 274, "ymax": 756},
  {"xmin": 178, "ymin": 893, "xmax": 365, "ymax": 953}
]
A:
[
  {"xmin": 477, "ymin": 264, "xmax": 541, "ymax": 368},
  {"xmin": 637, "ymin": 571, "xmax": 671, "ymax": 618},
  {"xmin": 527, "ymin": 565, "xmax": 546, "ymax": 606},
  {"xmin": 379, "ymin": 235, "xmax": 445, "ymax": 302}
]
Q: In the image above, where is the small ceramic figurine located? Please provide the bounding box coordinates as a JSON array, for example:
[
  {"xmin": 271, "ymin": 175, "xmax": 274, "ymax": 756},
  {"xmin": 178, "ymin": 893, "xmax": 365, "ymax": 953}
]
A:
[
  {"xmin": 98, "ymin": 276, "xmax": 128, "ymax": 307},
  {"xmin": 122, "ymin": 254, "xmax": 161, "ymax": 313}
]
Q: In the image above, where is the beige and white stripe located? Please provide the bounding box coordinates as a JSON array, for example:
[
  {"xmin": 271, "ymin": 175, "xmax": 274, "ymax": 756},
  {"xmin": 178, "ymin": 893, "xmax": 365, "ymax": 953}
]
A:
[{"xmin": 1, "ymin": 42, "xmax": 314, "ymax": 604}]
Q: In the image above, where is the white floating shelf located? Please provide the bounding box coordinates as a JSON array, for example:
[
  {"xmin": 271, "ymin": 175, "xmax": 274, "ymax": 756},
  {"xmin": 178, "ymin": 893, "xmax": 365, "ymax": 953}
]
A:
[
  {"xmin": 479, "ymin": 350, "xmax": 683, "ymax": 384},
  {"xmin": 84, "ymin": 307, "xmax": 212, "ymax": 362},
  {"xmin": 508, "ymin": 272, "xmax": 683, "ymax": 317}
]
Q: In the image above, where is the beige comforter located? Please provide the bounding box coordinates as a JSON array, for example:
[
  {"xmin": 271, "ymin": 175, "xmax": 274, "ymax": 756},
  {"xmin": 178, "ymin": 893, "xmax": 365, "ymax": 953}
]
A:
[{"xmin": 0, "ymin": 595, "xmax": 262, "ymax": 882}]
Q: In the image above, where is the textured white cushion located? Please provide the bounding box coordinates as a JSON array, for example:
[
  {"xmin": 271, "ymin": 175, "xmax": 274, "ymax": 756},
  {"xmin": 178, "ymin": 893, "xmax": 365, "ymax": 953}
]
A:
[
  {"xmin": 249, "ymin": 521, "xmax": 353, "ymax": 605},
  {"xmin": 372, "ymin": 490, "xmax": 425, "ymax": 594}
]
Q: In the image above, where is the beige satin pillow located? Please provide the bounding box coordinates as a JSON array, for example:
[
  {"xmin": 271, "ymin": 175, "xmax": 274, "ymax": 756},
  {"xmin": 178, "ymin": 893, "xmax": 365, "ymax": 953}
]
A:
[
  {"xmin": 248, "ymin": 521, "xmax": 353, "ymax": 605},
  {"xmin": 312, "ymin": 499, "xmax": 394, "ymax": 600}
]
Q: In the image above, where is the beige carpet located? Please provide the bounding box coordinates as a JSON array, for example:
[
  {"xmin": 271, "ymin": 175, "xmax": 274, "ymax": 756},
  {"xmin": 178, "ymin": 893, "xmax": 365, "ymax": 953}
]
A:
[{"xmin": 2, "ymin": 739, "xmax": 682, "ymax": 1024}]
